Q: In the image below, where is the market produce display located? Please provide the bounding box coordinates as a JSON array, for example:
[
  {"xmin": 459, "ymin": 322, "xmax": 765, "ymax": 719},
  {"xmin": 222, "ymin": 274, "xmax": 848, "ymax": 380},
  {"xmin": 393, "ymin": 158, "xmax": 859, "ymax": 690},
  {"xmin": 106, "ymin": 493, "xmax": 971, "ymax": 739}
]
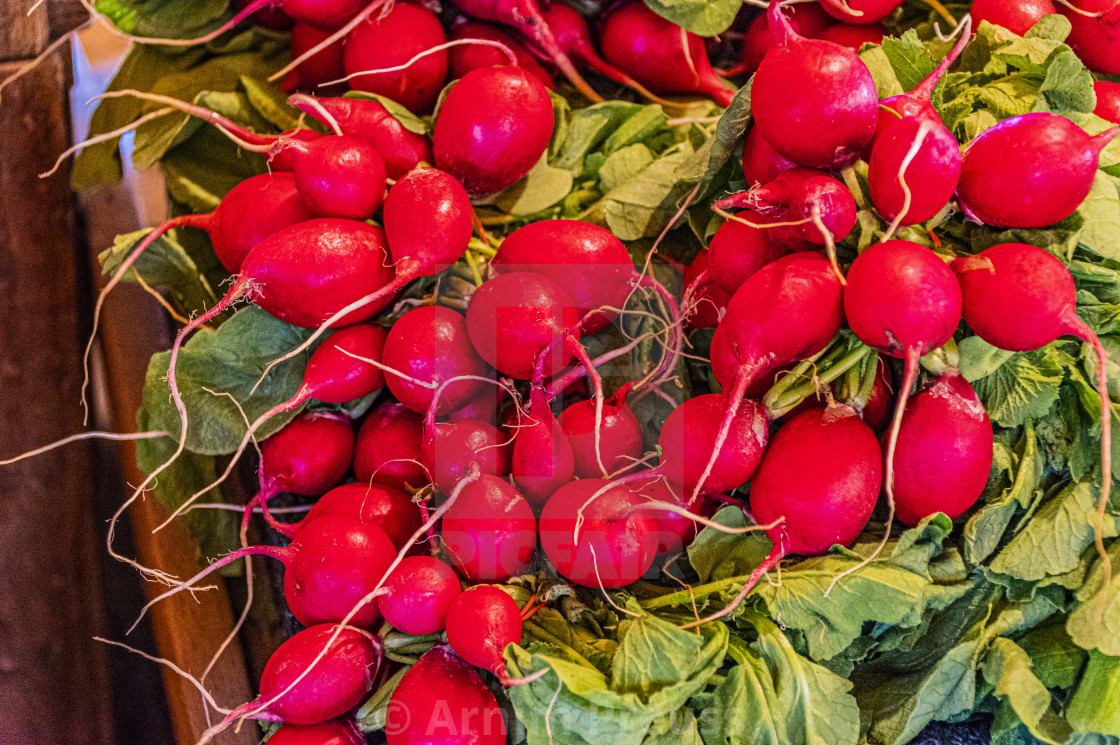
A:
[{"xmin": 16, "ymin": 0, "xmax": 1120, "ymax": 742}]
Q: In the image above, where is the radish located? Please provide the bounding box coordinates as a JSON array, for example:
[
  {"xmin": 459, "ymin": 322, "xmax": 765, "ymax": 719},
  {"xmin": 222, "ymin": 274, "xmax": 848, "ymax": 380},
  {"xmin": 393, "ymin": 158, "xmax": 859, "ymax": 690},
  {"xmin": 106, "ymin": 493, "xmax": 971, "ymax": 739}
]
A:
[
  {"xmin": 971, "ymin": 0, "xmax": 1057, "ymax": 35},
  {"xmin": 820, "ymin": 0, "xmax": 903, "ymax": 25},
  {"xmin": 490, "ymin": 220, "xmax": 636, "ymax": 334},
  {"xmin": 868, "ymin": 115, "xmax": 962, "ymax": 227},
  {"xmin": 379, "ymin": 556, "xmax": 463, "ymax": 635},
  {"xmin": 511, "ymin": 386, "xmax": 576, "ymax": 509},
  {"xmin": 441, "ymin": 474, "xmax": 538, "ymax": 581},
  {"xmin": 257, "ymin": 624, "xmax": 382, "ymax": 725},
  {"xmin": 292, "ymin": 136, "xmax": 387, "ymax": 220},
  {"xmin": 422, "ymin": 418, "xmax": 511, "ymax": 495},
  {"xmin": 1095, "ymin": 80, "xmax": 1120, "ymax": 123},
  {"xmin": 449, "ymin": 19, "xmax": 556, "ymax": 90},
  {"xmin": 952, "ymin": 243, "xmax": 1112, "ymax": 581},
  {"xmin": 538, "ymin": 478, "xmax": 658, "ymax": 588},
  {"xmin": 1059, "ymin": 0, "xmax": 1120, "ymax": 74},
  {"xmin": 466, "ymin": 272, "xmax": 582, "ymax": 380},
  {"xmin": 630, "ymin": 473, "xmax": 717, "ymax": 557},
  {"xmin": 342, "ymin": 1, "xmax": 450, "ymax": 113},
  {"xmin": 433, "ymin": 65, "xmax": 555, "ymax": 196},
  {"xmin": 817, "ymin": 22, "xmax": 888, "ymax": 48},
  {"xmin": 446, "ymin": 0, "xmax": 604, "ymax": 102},
  {"xmin": 355, "ymin": 401, "xmax": 429, "ymax": 489},
  {"xmin": 682, "ymin": 249, "xmax": 732, "ymax": 331},
  {"xmin": 741, "ymin": 126, "xmax": 798, "ymax": 186},
  {"xmin": 387, "ymin": 644, "xmax": 506, "ymax": 745},
  {"xmin": 751, "ymin": 0, "xmax": 878, "ymax": 168},
  {"xmin": 382, "ymin": 306, "xmax": 488, "ymax": 415},
  {"xmin": 288, "ymin": 95, "xmax": 433, "ymax": 180},
  {"xmin": 282, "ymin": 21, "xmax": 345, "ymax": 93},
  {"xmin": 657, "ymin": 392, "xmax": 769, "ymax": 495},
  {"xmin": 445, "ymin": 585, "xmax": 522, "ymax": 677},
  {"xmin": 535, "ymin": 2, "xmax": 669, "ymax": 103},
  {"xmin": 268, "ymin": 719, "xmax": 363, "ymax": 745},
  {"xmin": 725, "ymin": 169, "xmax": 858, "ymax": 249},
  {"xmin": 598, "ymin": 0, "xmax": 735, "ymax": 106},
  {"xmin": 890, "ymin": 370, "xmax": 993, "ymax": 526},
  {"xmin": 703, "ymin": 210, "xmax": 796, "ymax": 296},
  {"xmin": 269, "ymin": 129, "xmax": 325, "ymax": 172},
  {"xmin": 268, "ymin": 482, "xmax": 423, "ymax": 549},
  {"xmin": 559, "ymin": 388, "xmax": 644, "ymax": 478},
  {"xmin": 736, "ymin": 2, "xmax": 836, "ymax": 76},
  {"xmin": 957, "ymin": 113, "xmax": 1118, "ymax": 228}
]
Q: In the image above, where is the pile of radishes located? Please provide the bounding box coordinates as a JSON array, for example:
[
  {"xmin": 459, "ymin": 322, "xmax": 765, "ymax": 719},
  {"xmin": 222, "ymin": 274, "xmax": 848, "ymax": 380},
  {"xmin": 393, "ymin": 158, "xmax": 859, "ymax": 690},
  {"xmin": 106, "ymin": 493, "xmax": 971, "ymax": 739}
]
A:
[{"xmin": 17, "ymin": 0, "xmax": 1120, "ymax": 741}]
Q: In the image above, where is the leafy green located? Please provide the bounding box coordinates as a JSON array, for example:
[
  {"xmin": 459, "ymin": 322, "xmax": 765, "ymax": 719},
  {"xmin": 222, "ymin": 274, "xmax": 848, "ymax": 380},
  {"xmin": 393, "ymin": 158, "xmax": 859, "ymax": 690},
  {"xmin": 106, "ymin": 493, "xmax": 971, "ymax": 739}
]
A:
[
  {"xmin": 972, "ymin": 346, "xmax": 1066, "ymax": 428},
  {"xmin": 1068, "ymin": 651, "xmax": 1120, "ymax": 737},
  {"xmin": 642, "ymin": 0, "xmax": 739, "ymax": 36},
  {"xmin": 982, "ymin": 637, "xmax": 1073, "ymax": 744},
  {"xmin": 99, "ymin": 228, "xmax": 218, "ymax": 318},
  {"xmin": 95, "ymin": 0, "xmax": 231, "ymax": 39}
]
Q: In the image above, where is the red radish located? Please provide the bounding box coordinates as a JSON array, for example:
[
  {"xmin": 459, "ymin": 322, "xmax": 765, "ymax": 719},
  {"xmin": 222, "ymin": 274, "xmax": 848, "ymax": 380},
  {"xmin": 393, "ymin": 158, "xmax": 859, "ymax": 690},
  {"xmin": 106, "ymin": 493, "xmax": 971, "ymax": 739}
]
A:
[
  {"xmin": 282, "ymin": 22, "xmax": 345, "ymax": 93},
  {"xmin": 707, "ymin": 211, "xmax": 797, "ymax": 296},
  {"xmin": 817, "ymin": 22, "xmax": 887, "ymax": 48},
  {"xmin": 292, "ymin": 136, "xmax": 387, "ymax": 220},
  {"xmin": 1095, "ymin": 80, "xmax": 1120, "ymax": 123},
  {"xmin": 268, "ymin": 719, "xmax": 363, "ymax": 745},
  {"xmin": 971, "ymin": 0, "xmax": 1057, "ymax": 35},
  {"xmin": 246, "ymin": 410, "xmax": 356, "ymax": 541},
  {"xmin": 342, "ymin": 2, "xmax": 450, "ymax": 113},
  {"xmin": 682, "ymin": 249, "xmax": 732, "ymax": 331},
  {"xmin": 736, "ymin": 2, "xmax": 836, "ymax": 76},
  {"xmin": 956, "ymin": 113, "xmax": 1118, "ymax": 228},
  {"xmin": 1059, "ymin": 0, "xmax": 1120, "ymax": 74},
  {"xmin": 355, "ymin": 401, "xmax": 429, "ymax": 489},
  {"xmin": 450, "ymin": 383, "xmax": 504, "ymax": 424},
  {"xmin": 598, "ymin": 0, "xmax": 735, "ymax": 106},
  {"xmin": 270, "ymin": 482, "xmax": 423, "ymax": 549},
  {"xmin": 511, "ymin": 386, "xmax": 576, "ymax": 508},
  {"xmin": 559, "ymin": 389, "xmax": 644, "ymax": 478},
  {"xmin": 441, "ymin": 474, "xmax": 538, "ymax": 581},
  {"xmin": 289, "ymin": 95, "xmax": 434, "ymax": 180},
  {"xmin": 433, "ymin": 66, "xmax": 555, "ymax": 196},
  {"xmin": 270, "ymin": 129, "xmax": 325, "ymax": 172},
  {"xmin": 658, "ymin": 392, "xmax": 769, "ymax": 495},
  {"xmin": 383, "ymin": 306, "xmax": 488, "ymax": 415},
  {"xmin": 466, "ymin": 272, "xmax": 582, "ymax": 380},
  {"xmin": 445, "ymin": 585, "xmax": 522, "ymax": 677},
  {"xmin": 446, "ymin": 0, "xmax": 604, "ymax": 102},
  {"xmin": 869, "ymin": 115, "xmax": 962, "ymax": 227},
  {"xmin": 535, "ymin": 2, "xmax": 669, "ymax": 103},
  {"xmin": 258, "ymin": 624, "xmax": 382, "ymax": 725},
  {"xmin": 820, "ymin": 0, "xmax": 903, "ymax": 24},
  {"xmin": 449, "ymin": 19, "xmax": 556, "ymax": 90},
  {"xmin": 387, "ymin": 645, "xmax": 506, "ymax": 745},
  {"xmin": 539, "ymin": 478, "xmax": 658, "ymax": 588},
  {"xmin": 952, "ymin": 243, "xmax": 1112, "ymax": 579},
  {"xmin": 490, "ymin": 220, "xmax": 635, "ymax": 334},
  {"xmin": 630, "ymin": 474, "xmax": 717, "ymax": 557},
  {"xmin": 710, "ymin": 252, "xmax": 846, "ymax": 396},
  {"xmin": 379, "ymin": 556, "xmax": 463, "ymax": 635},
  {"xmin": 232, "ymin": 0, "xmax": 294, "ymax": 29},
  {"xmin": 843, "ymin": 239, "xmax": 961, "ymax": 548},
  {"xmin": 422, "ymin": 418, "xmax": 511, "ymax": 495},
  {"xmin": 890, "ymin": 371, "xmax": 993, "ymax": 525},
  {"xmin": 752, "ymin": 1, "xmax": 878, "ymax": 168},
  {"xmin": 742, "ymin": 126, "xmax": 798, "ymax": 186},
  {"xmin": 729, "ymin": 170, "xmax": 858, "ymax": 249}
]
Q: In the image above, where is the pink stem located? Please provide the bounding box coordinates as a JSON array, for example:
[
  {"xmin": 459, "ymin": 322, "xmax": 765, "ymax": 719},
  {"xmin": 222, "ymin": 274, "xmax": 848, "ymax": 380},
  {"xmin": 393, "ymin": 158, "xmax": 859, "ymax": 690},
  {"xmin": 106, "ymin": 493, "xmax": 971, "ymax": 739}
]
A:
[
  {"xmin": 690, "ymin": 369, "xmax": 751, "ymax": 503},
  {"xmin": 911, "ymin": 15, "xmax": 972, "ymax": 101},
  {"xmin": 636, "ymin": 275, "xmax": 684, "ymax": 386},
  {"xmin": 680, "ymin": 538, "xmax": 785, "ymax": 629}
]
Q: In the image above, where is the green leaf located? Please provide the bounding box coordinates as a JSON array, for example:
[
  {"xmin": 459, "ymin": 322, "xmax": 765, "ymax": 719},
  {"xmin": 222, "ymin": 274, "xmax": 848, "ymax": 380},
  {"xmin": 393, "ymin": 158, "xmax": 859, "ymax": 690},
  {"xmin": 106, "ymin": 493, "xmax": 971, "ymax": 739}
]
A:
[
  {"xmin": 686, "ymin": 506, "xmax": 772, "ymax": 583},
  {"xmin": 642, "ymin": 709, "xmax": 703, "ymax": 745},
  {"xmin": 982, "ymin": 637, "xmax": 1073, "ymax": 744},
  {"xmin": 642, "ymin": 0, "xmax": 739, "ymax": 36},
  {"xmin": 1039, "ymin": 48, "xmax": 1097, "ymax": 113},
  {"xmin": 98, "ymin": 228, "xmax": 218, "ymax": 318},
  {"xmin": 959, "ymin": 335, "xmax": 1017, "ymax": 383},
  {"xmin": 343, "ymin": 90, "xmax": 429, "ymax": 135},
  {"xmin": 1067, "ymin": 543, "xmax": 1120, "ymax": 655},
  {"xmin": 972, "ymin": 346, "xmax": 1065, "ymax": 428},
  {"xmin": 1025, "ymin": 14, "xmax": 1072, "ymax": 42},
  {"xmin": 613, "ymin": 615, "xmax": 727, "ymax": 716},
  {"xmin": 141, "ymin": 306, "xmax": 314, "ymax": 456},
  {"xmin": 581, "ymin": 147, "xmax": 694, "ymax": 240},
  {"xmin": 1068, "ymin": 650, "xmax": 1120, "ymax": 736},
  {"xmin": 95, "ymin": 0, "xmax": 230, "ymax": 39},
  {"xmin": 134, "ymin": 408, "xmax": 238, "ymax": 562},
  {"xmin": 700, "ymin": 616, "xmax": 860, "ymax": 745},
  {"xmin": 160, "ymin": 125, "xmax": 268, "ymax": 213},
  {"xmin": 964, "ymin": 424, "xmax": 1041, "ymax": 566},
  {"xmin": 554, "ymin": 102, "xmax": 650, "ymax": 171},
  {"xmin": 1019, "ymin": 618, "xmax": 1088, "ymax": 690},
  {"xmin": 486, "ymin": 151, "xmax": 575, "ymax": 216},
  {"xmin": 1077, "ymin": 173, "xmax": 1120, "ymax": 263},
  {"xmin": 240, "ymin": 76, "xmax": 301, "ymax": 132},
  {"xmin": 861, "ymin": 46, "xmax": 906, "ymax": 99},
  {"xmin": 990, "ymin": 479, "xmax": 1117, "ymax": 581},
  {"xmin": 881, "ymin": 30, "xmax": 936, "ymax": 93},
  {"xmin": 600, "ymin": 144, "xmax": 656, "ymax": 194}
]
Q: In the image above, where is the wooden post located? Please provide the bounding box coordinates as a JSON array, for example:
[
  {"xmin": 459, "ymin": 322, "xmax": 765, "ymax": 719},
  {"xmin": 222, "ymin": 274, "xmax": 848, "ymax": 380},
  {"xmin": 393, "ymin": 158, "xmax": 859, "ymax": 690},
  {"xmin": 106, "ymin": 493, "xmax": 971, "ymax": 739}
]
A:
[{"xmin": 0, "ymin": 3, "xmax": 114, "ymax": 743}]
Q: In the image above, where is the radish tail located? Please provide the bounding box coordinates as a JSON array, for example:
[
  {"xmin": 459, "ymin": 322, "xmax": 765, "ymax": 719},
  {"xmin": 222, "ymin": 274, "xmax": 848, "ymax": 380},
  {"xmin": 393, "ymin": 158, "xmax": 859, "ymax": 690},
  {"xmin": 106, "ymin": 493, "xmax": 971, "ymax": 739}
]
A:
[
  {"xmin": 1068, "ymin": 315, "xmax": 1114, "ymax": 590},
  {"xmin": 93, "ymin": 89, "xmax": 275, "ymax": 148},
  {"xmin": 508, "ymin": 11, "xmax": 604, "ymax": 103},
  {"xmin": 681, "ymin": 537, "xmax": 784, "ymax": 629},
  {"xmin": 578, "ymin": 54, "xmax": 676, "ymax": 106},
  {"xmin": 566, "ymin": 338, "xmax": 608, "ymax": 476},
  {"xmin": 911, "ymin": 14, "xmax": 972, "ymax": 101},
  {"xmin": 82, "ymin": 214, "xmax": 205, "ymax": 423},
  {"xmin": 635, "ymin": 275, "xmax": 685, "ymax": 387},
  {"xmin": 691, "ymin": 370, "xmax": 751, "ymax": 503}
]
